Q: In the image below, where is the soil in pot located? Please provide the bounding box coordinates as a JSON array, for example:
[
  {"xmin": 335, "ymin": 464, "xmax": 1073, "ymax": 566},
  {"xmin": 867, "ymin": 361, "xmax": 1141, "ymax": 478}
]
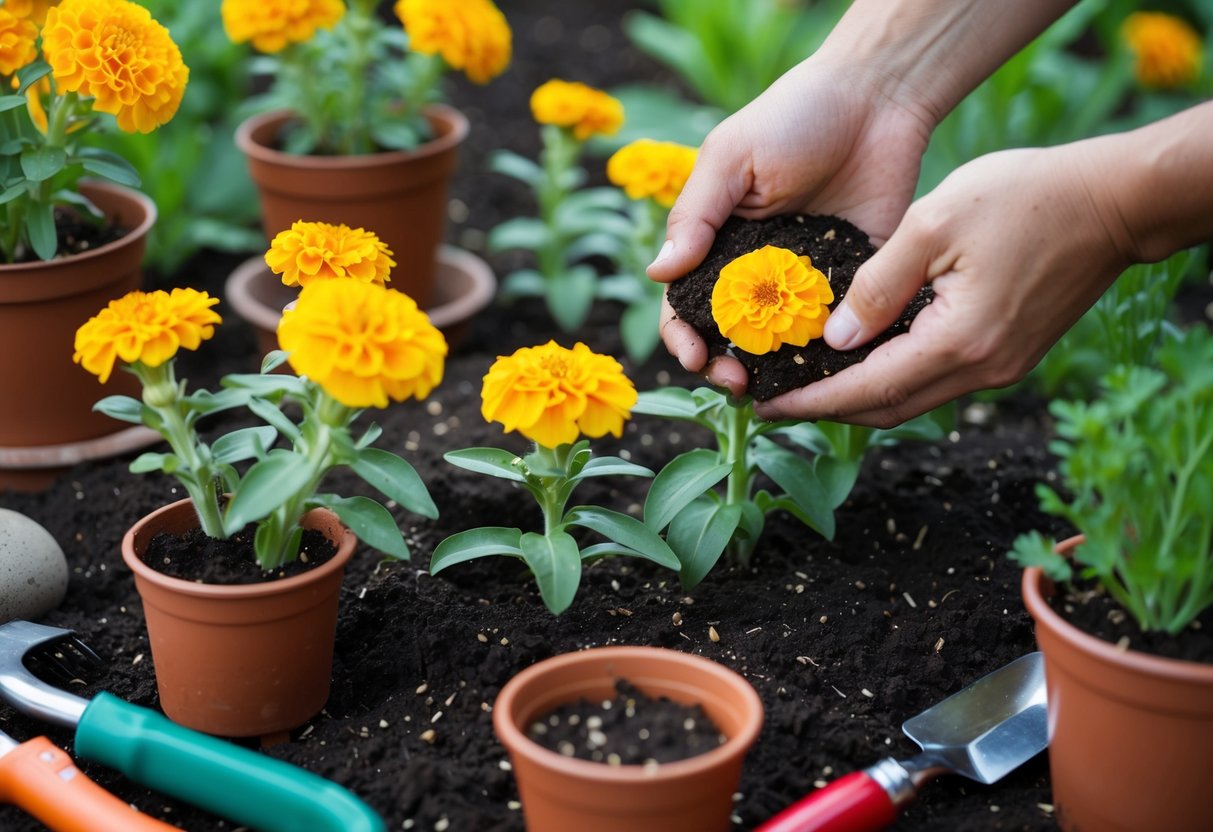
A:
[
  {"xmin": 665, "ymin": 214, "xmax": 934, "ymax": 401},
  {"xmin": 142, "ymin": 526, "xmax": 337, "ymax": 584}
]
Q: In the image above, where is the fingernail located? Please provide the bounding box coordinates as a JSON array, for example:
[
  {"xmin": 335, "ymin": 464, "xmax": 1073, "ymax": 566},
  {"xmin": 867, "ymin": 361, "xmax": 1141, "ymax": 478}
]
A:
[
  {"xmin": 650, "ymin": 239, "xmax": 674, "ymax": 269},
  {"xmin": 753, "ymin": 401, "xmax": 780, "ymax": 421},
  {"xmin": 824, "ymin": 302, "xmax": 861, "ymax": 349}
]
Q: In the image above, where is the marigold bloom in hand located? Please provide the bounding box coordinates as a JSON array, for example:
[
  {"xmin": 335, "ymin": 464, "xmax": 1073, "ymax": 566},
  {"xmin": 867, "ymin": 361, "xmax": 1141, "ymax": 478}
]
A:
[
  {"xmin": 278, "ymin": 280, "xmax": 446, "ymax": 409},
  {"xmin": 395, "ymin": 0, "xmax": 511, "ymax": 84},
  {"xmin": 221, "ymin": 0, "xmax": 344, "ymax": 54},
  {"xmin": 530, "ymin": 79, "xmax": 624, "ymax": 140},
  {"xmin": 265, "ymin": 221, "xmax": 396, "ymax": 288},
  {"xmin": 712, "ymin": 246, "xmax": 834, "ymax": 356},
  {"xmin": 481, "ymin": 341, "xmax": 637, "ymax": 449},
  {"xmin": 74, "ymin": 288, "xmax": 221, "ymax": 383},
  {"xmin": 41, "ymin": 0, "xmax": 188, "ymax": 133},
  {"xmin": 607, "ymin": 139, "xmax": 699, "ymax": 208},
  {"xmin": 1122, "ymin": 12, "xmax": 1203, "ymax": 89},
  {"xmin": 0, "ymin": 8, "xmax": 37, "ymax": 75}
]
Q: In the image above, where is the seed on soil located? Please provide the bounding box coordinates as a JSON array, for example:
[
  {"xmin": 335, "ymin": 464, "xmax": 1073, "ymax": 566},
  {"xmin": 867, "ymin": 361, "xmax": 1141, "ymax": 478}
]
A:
[
  {"xmin": 415, "ymin": 683, "xmax": 428, "ymax": 695},
  {"xmin": 934, "ymin": 637, "xmax": 945, "ymax": 653},
  {"xmin": 420, "ymin": 729, "xmax": 436, "ymax": 744},
  {"xmin": 477, "ymin": 633, "xmax": 488, "ymax": 643},
  {"xmin": 903, "ymin": 592, "xmax": 918, "ymax": 608},
  {"xmin": 819, "ymin": 616, "xmax": 829, "ymax": 624},
  {"xmin": 861, "ymin": 689, "xmax": 874, "ymax": 698},
  {"xmin": 434, "ymin": 817, "xmax": 449, "ymax": 832},
  {"xmin": 709, "ymin": 625, "xmax": 721, "ymax": 642},
  {"xmin": 672, "ymin": 611, "xmax": 683, "ymax": 626}
]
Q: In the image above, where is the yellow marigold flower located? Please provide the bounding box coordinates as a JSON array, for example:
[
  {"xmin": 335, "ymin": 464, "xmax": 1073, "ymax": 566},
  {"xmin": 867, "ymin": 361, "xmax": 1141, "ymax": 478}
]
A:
[
  {"xmin": 41, "ymin": 0, "xmax": 189, "ymax": 133},
  {"xmin": 278, "ymin": 280, "xmax": 447, "ymax": 409},
  {"xmin": 0, "ymin": 8, "xmax": 37, "ymax": 76},
  {"xmin": 220, "ymin": 0, "xmax": 344, "ymax": 54},
  {"xmin": 529, "ymin": 79, "xmax": 624, "ymax": 141},
  {"xmin": 607, "ymin": 139, "xmax": 698, "ymax": 209},
  {"xmin": 481, "ymin": 341, "xmax": 637, "ymax": 449},
  {"xmin": 4, "ymin": 0, "xmax": 54, "ymax": 26},
  {"xmin": 1123, "ymin": 12, "xmax": 1203, "ymax": 89},
  {"xmin": 265, "ymin": 221, "xmax": 396, "ymax": 288},
  {"xmin": 712, "ymin": 246, "xmax": 834, "ymax": 356},
  {"xmin": 395, "ymin": 0, "xmax": 511, "ymax": 84},
  {"xmin": 73, "ymin": 288, "xmax": 222, "ymax": 384}
]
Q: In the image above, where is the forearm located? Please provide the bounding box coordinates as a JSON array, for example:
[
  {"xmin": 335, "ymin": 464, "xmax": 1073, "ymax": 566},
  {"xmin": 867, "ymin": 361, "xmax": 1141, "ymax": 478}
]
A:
[{"xmin": 814, "ymin": 0, "xmax": 1077, "ymax": 125}]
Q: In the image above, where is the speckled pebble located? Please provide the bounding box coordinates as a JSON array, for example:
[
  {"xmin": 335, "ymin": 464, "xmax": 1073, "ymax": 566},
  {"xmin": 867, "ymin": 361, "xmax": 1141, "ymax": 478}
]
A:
[{"xmin": 0, "ymin": 509, "xmax": 69, "ymax": 621}]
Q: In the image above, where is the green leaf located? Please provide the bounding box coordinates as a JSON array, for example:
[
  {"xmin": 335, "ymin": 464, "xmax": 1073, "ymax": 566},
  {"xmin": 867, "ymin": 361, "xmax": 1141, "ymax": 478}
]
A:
[
  {"xmin": 356, "ymin": 422, "xmax": 383, "ymax": 450},
  {"xmin": 129, "ymin": 452, "xmax": 177, "ymax": 474},
  {"xmin": 620, "ymin": 298, "xmax": 661, "ymax": 364},
  {"xmin": 351, "ymin": 447, "xmax": 438, "ymax": 519},
  {"xmin": 569, "ymin": 455, "xmax": 654, "ymax": 482},
  {"xmin": 487, "ymin": 150, "xmax": 543, "ymax": 186},
  {"xmin": 520, "ymin": 530, "xmax": 583, "ymax": 615},
  {"xmin": 210, "ymin": 426, "xmax": 277, "ymax": 465},
  {"xmin": 753, "ymin": 438, "xmax": 835, "ymax": 539},
  {"xmin": 247, "ymin": 396, "xmax": 303, "ymax": 443},
  {"xmin": 444, "ymin": 448, "xmax": 526, "ymax": 482},
  {"xmin": 547, "ymin": 265, "xmax": 597, "ymax": 332},
  {"xmin": 667, "ymin": 498, "xmax": 743, "ymax": 589},
  {"xmin": 370, "ymin": 120, "xmax": 423, "ymax": 151},
  {"xmin": 814, "ymin": 456, "xmax": 861, "ymax": 510},
  {"xmin": 633, "ymin": 387, "xmax": 704, "ymax": 420},
  {"xmin": 16, "ymin": 61, "xmax": 51, "ymax": 95},
  {"xmin": 500, "ymin": 269, "xmax": 546, "ymax": 300},
  {"xmin": 0, "ymin": 184, "xmax": 27, "ymax": 206},
  {"xmin": 25, "ymin": 199, "xmax": 56, "ymax": 261},
  {"xmin": 73, "ymin": 149, "xmax": 141, "ymax": 188},
  {"xmin": 93, "ymin": 395, "xmax": 146, "ymax": 425},
  {"xmin": 431, "ymin": 527, "xmax": 523, "ymax": 573},
  {"xmin": 221, "ymin": 372, "xmax": 306, "ymax": 399},
  {"xmin": 0, "ymin": 96, "xmax": 27, "ymax": 113},
  {"xmin": 323, "ymin": 495, "xmax": 409, "ymax": 559},
  {"xmin": 488, "ymin": 217, "xmax": 552, "ymax": 252},
  {"xmin": 224, "ymin": 451, "xmax": 314, "ymax": 533},
  {"xmin": 260, "ymin": 350, "xmax": 290, "ymax": 373},
  {"xmin": 566, "ymin": 506, "xmax": 680, "ymax": 570},
  {"xmin": 20, "ymin": 147, "xmax": 66, "ymax": 183},
  {"xmin": 1008, "ymin": 531, "xmax": 1072, "ymax": 582},
  {"xmin": 644, "ymin": 448, "xmax": 731, "ymax": 531}
]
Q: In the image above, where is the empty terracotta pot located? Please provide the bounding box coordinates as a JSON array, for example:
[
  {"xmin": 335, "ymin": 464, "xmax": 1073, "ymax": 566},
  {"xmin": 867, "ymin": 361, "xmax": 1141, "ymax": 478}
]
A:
[
  {"xmin": 1023, "ymin": 535, "xmax": 1213, "ymax": 832},
  {"xmin": 494, "ymin": 646, "xmax": 764, "ymax": 832},
  {"xmin": 122, "ymin": 497, "xmax": 357, "ymax": 738}
]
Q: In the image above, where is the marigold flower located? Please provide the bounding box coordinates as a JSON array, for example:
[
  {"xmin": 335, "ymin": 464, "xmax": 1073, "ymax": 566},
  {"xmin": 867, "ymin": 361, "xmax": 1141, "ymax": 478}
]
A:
[
  {"xmin": 529, "ymin": 79, "xmax": 624, "ymax": 140},
  {"xmin": 0, "ymin": 8, "xmax": 37, "ymax": 75},
  {"xmin": 481, "ymin": 341, "xmax": 637, "ymax": 449},
  {"xmin": 607, "ymin": 139, "xmax": 698, "ymax": 208},
  {"xmin": 1122, "ymin": 12, "xmax": 1203, "ymax": 89},
  {"xmin": 41, "ymin": 0, "xmax": 188, "ymax": 133},
  {"xmin": 712, "ymin": 246, "xmax": 834, "ymax": 356},
  {"xmin": 395, "ymin": 0, "xmax": 511, "ymax": 84},
  {"xmin": 278, "ymin": 280, "xmax": 446, "ymax": 409},
  {"xmin": 74, "ymin": 288, "xmax": 221, "ymax": 383},
  {"xmin": 265, "ymin": 221, "xmax": 396, "ymax": 288},
  {"xmin": 220, "ymin": 0, "xmax": 344, "ymax": 54},
  {"xmin": 4, "ymin": 0, "xmax": 53, "ymax": 26}
]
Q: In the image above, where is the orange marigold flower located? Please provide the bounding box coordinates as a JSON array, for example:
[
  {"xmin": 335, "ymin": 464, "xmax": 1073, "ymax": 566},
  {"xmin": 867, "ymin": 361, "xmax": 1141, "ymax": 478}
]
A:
[
  {"xmin": 265, "ymin": 221, "xmax": 396, "ymax": 288},
  {"xmin": 220, "ymin": 0, "xmax": 344, "ymax": 54},
  {"xmin": 712, "ymin": 246, "xmax": 834, "ymax": 356},
  {"xmin": 529, "ymin": 79, "xmax": 624, "ymax": 140},
  {"xmin": 607, "ymin": 139, "xmax": 698, "ymax": 208},
  {"xmin": 41, "ymin": 0, "xmax": 189, "ymax": 133},
  {"xmin": 395, "ymin": 0, "xmax": 511, "ymax": 84},
  {"xmin": 278, "ymin": 280, "xmax": 447, "ymax": 409},
  {"xmin": 0, "ymin": 8, "xmax": 37, "ymax": 75},
  {"xmin": 481, "ymin": 341, "xmax": 637, "ymax": 449},
  {"xmin": 1123, "ymin": 12, "xmax": 1203, "ymax": 89},
  {"xmin": 74, "ymin": 288, "xmax": 221, "ymax": 383},
  {"xmin": 4, "ymin": 0, "xmax": 54, "ymax": 26}
]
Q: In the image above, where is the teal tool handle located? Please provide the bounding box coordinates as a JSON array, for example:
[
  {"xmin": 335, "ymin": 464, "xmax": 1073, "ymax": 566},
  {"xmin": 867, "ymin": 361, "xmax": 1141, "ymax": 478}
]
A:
[{"xmin": 74, "ymin": 693, "xmax": 384, "ymax": 832}]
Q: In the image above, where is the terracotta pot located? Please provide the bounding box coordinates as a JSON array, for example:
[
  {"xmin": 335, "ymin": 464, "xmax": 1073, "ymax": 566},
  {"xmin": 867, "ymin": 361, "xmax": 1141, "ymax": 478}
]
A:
[
  {"xmin": 493, "ymin": 646, "xmax": 764, "ymax": 832},
  {"xmin": 224, "ymin": 244, "xmax": 496, "ymax": 364},
  {"xmin": 1023, "ymin": 535, "xmax": 1213, "ymax": 832},
  {"xmin": 235, "ymin": 106, "xmax": 468, "ymax": 309},
  {"xmin": 0, "ymin": 181, "xmax": 154, "ymax": 448},
  {"xmin": 121, "ymin": 496, "xmax": 357, "ymax": 738}
]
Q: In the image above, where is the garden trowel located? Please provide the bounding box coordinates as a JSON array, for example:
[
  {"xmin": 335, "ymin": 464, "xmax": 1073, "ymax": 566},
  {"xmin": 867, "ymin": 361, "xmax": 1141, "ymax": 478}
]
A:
[{"xmin": 757, "ymin": 651, "xmax": 1047, "ymax": 832}]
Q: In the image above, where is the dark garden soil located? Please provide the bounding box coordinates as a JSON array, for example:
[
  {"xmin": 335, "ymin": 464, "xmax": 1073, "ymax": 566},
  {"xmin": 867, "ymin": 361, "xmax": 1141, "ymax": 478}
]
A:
[{"xmin": 4, "ymin": 2, "xmax": 1209, "ymax": 831}]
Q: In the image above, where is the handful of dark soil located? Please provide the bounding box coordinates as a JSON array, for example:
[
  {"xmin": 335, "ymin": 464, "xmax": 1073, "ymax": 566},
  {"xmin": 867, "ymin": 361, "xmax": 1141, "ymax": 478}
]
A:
[{"xmin": 665, "ymin": 214, "xmax": 932, "ymax": 401}]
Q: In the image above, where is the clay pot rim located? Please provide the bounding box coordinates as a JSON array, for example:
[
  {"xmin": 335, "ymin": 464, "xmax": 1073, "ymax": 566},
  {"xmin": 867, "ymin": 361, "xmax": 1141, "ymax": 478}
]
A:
[
  {"xmin": 0, "ymin": 180, "xmax": 156, "ymax": 274},
  {"xmin": 234, "ymin": 105, "xmax": 470, "ymax": 169},
  {"xmin": 1022, "ymin": 534, "xmax": 1213, "ymax": 681},
  {"xmin": 493, "ymin": 645, "xmax": 764, "ymax": 784},
  {"xmin": 121, "ymin": 496, "xmax": 357, "ymax": 600}
]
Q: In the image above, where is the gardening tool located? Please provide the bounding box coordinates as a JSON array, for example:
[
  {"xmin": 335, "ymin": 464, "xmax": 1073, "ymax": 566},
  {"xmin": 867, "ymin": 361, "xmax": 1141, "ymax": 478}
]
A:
[
  {"xmin": 757, "ymin": 652, "xmax": 1047, "ymax": 832},
  {"xmin": 0, "ymin": 620, "xmax": 384, "ymax": 832}
]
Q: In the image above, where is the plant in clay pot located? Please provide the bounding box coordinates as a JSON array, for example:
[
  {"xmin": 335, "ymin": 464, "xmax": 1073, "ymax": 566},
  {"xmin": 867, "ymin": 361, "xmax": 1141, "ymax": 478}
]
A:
[
  {"xmin": 0, "ymin": 0, "xmax": 186, "ymax": 472},
  {"xmin": 74, "ymin": 268, "xmax": 446, "ymax": 737},
  {"xmin": 226, "ymin": 0, "xmax": 510, "ymax": 307},
  {"xmin": 1010, "ymin": 325, "xmax": 1213, "ymax": 832},
  {"xmin": 430, "ymin": 340, "xmax": 680, "ymax": 614}
]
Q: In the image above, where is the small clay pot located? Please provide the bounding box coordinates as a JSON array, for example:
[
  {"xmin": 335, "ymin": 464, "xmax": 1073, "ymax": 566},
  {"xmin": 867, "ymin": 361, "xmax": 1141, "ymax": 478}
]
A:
[
  {"xmin": 493, "ymin": 646, "xmax": 763, "ymax": 832},
  {"xmin": 122, "ymin": 497, "xmax": 357, "ymax": 738},
  {"xmin": 235, "ymin": 106, "xmax": 468, "ymax": 309},
  {"xmin": 1023, "ymin": 535, "xmax": 1213, "ymax": 832}
]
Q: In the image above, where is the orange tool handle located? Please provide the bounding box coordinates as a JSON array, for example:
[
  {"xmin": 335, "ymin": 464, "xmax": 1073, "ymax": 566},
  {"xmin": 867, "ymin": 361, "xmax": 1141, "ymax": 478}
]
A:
[{"xmin": 0, "ymin": 735, "xmax": 178, "ymax": 832}]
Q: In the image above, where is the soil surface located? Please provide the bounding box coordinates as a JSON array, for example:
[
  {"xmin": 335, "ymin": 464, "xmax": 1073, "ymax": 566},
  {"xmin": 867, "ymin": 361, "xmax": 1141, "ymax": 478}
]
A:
[{"xmin": 2, "ymin": 2, "xmax": 1209, "ymax": 831}]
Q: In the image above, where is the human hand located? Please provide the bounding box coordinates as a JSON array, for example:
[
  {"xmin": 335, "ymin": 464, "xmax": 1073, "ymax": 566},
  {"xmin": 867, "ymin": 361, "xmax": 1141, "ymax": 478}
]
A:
[{"xmin": 751, "ymin": 144, "xmax": 1133, "ymax": 427}]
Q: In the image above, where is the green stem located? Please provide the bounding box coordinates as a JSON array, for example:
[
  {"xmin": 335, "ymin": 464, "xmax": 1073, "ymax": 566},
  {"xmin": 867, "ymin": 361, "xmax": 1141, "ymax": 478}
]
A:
[
  {"xmin": 721, "ymin": 399, "xmax": 756, "ymax": 566},
  {"xmin": 528, "ymin": 443, "xmax": 574, "ymax": 536},
  {"xmin": 340, "ymin": 4, "xmax": 376, "ymax": 155},
  {"xmin": 536, "ymin": 125, "xmax": 582, "ymax": 280}
]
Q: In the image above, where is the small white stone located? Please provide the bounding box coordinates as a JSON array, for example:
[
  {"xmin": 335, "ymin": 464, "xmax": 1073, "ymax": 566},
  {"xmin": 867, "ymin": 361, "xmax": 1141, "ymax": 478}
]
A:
[{"xmin": 0, "ymin": 509, "xmax": 69, "ymax": 621}]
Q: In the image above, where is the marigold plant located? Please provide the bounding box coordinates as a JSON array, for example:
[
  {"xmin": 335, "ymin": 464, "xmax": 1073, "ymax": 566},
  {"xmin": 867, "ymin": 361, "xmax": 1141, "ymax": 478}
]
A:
[
  {"xmin": 221, "ymin": 0, "xmax": 344, "ymax": 54},
  {"xmin": 712, "ymin": 245, "xmax": 834, "ymax": 355},
  {"xmin": 0, "ymin": 0, "xmax": 186, "ymax": 262},
  {"xmin": 433, "ymin": 341, "xmax": 677, "ymax": 615},
  {"xmin": 530, "ymin": 79, "xmax": 625, "ymax": 141},
  {"xmin": 265, "ymin": 221, "xmax": 396, "ymax": 288},
  {"xmin": 606, "ymin": 138, "xmax": 698, "ymax": 208},
  {"xmin": 1122, "ymin": 11, "xmax": 1203, "ymax": 89}
]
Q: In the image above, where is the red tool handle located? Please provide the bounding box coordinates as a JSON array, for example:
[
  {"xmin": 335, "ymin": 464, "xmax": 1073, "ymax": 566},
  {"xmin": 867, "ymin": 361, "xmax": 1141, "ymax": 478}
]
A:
[
  {"xmin": 0, "ymin": 735, "xmax": 179, "ymax": 832},
  {"xmin": 756, "ymin": 771, "xmax": 901, "ymax": 832}
]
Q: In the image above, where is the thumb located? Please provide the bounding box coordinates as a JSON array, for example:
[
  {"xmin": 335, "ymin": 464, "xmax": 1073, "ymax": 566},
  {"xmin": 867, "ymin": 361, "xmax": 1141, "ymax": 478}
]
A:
[{"xmin": 824, "ymin": 224, "xmax": 932, "ymax": 350}]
